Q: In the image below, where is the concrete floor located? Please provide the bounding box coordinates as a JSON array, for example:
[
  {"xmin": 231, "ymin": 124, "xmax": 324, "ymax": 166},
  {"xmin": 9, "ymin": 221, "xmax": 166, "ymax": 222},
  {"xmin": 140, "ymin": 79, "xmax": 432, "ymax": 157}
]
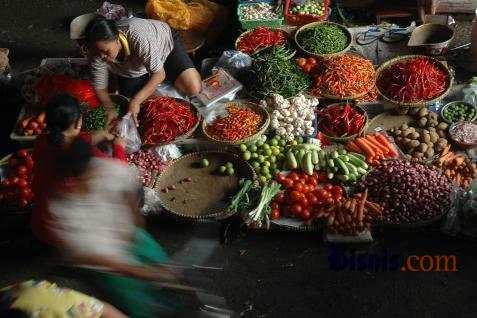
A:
[{"xmin": 1, "ymin": 1, "xmax": 477, "ymax": 317}]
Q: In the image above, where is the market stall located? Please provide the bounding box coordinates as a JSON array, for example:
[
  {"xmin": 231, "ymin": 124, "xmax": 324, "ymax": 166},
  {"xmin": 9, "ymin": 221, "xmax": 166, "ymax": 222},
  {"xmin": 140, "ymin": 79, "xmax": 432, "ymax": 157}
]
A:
[{"xmin": 1, "ymin": 0, "xmax": 476, "ymax": 243}]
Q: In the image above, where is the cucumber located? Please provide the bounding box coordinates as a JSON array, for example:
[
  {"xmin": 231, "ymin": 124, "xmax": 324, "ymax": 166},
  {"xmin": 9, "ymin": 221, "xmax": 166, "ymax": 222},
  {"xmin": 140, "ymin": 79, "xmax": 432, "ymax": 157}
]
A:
[
  {"xmin": 337, "ymin": 174, "xmax": 349, "ymax": 182},
  {"xmin": 348, "ymin": 173, "xmax": 357, "ymax": 183},
  {"xmin": 338, "ymin": 155, "xmax": 350, "ymax": 163},
  {"xmin": 304, "ymin": 152, "xmax": 313, "ymax": 175},
  {"xmin": 331, "ymin": 150, "xmax": 339, "ymax": 159},
  {"xmin": 328, "ymin": 159, "xmax": 335, "ymax": 168},
  {"xmin": 337, "ymin": 148, "xmax": 347, "ymax": 155},
  {"xmin": 327, "ymin": 172, "xmax": 334, "ymax": 179},
  {"xmin": 357, "ymin": 167, "xmax": 368, "ymax": 175},
  {"xmin": 311, "ymin": 150, "xmax": 319, "ymax": 165},
  {"xmin": 318, "ymin": 150, "xmax": 326, "ymax": 163},
  {"xmin": 348, "ymin": 153, "xmax": 369, "ymax": 169},
  {"xmin": 350, "ymin": 152, "xmax": 366, "ymax": 162},
  {"xmin": 296, "ymin": 149, "xmax": 306, "ymax": 163},
  {"xmin": 287, "ymin": 151, "xmax": 298, "ymax": 169},
  {"xmin": 345, "ymin": 162, "xmax": 358, "ymax": 175},
  {"xmin": 334, "ymin": 158, "xmax": 349, "ymax": 175}
]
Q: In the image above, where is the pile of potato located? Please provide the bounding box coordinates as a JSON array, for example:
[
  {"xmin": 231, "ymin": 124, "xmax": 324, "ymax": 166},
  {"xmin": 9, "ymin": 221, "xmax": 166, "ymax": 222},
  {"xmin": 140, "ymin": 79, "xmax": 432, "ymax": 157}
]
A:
[{"xmin": 389, "ymin": 108, "xmax": 449, "ymax": 160}]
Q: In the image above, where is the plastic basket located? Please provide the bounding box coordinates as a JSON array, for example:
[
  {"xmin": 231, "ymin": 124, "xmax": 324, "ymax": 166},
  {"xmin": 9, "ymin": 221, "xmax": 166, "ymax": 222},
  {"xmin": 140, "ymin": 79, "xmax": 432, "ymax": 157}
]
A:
[
  {"xmin": 284, "ymin": 0, "xmax": 330, "ymax": 27},
  {"xmin": 237, "ymin": 3, "xmax": 284, "ymax": 30}
]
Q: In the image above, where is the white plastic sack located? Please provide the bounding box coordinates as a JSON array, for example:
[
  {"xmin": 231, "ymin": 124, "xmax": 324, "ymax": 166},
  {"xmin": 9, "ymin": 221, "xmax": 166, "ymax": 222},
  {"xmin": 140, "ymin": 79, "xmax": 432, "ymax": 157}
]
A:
[
  {"xmin": 153, "ymin": 144, "xmax": 182, "ymax": 162},
  {"xmin": 117, "ymin": 114, "xmax": 141, "ymax": 154},
  {"xmin": 198, "ymin": 102, "xmax": 229, "ymax": 124},
  {"xmin": 155, "ymin": 82, "xmax": 187, "ymax": 100},
  {"xmin": 212, "ymin": 50, "xmax": 252, "ymax": 77}
]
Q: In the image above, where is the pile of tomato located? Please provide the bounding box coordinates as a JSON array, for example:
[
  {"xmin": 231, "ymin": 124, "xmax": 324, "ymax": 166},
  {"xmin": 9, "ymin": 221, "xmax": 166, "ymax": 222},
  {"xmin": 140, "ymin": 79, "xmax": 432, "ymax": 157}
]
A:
[
  {"xmin": 271, "ymin": 171, "xmax": 344, "ymax": 221},
  {"xmin": 296, "ymin": 57, "xmax": 318, "ymax": 74},
  {"xmin": 0, "ymin": 149, "xmax": 34, "ymax": 208}
]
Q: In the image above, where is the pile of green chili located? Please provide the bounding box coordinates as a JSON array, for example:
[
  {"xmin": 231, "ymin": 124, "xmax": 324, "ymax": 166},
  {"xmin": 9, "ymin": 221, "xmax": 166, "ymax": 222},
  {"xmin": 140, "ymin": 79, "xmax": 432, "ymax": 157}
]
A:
[
  {"xmin": 82, "ymin": 104, "xmax": 120, "ymax": 131},
  {"xmin": 243, "ymin": 45, "xmax": 311, "ymax": 99},
  {"xmin": 297, "ymin": 24, "xmax": 349, "ymax": 55}
]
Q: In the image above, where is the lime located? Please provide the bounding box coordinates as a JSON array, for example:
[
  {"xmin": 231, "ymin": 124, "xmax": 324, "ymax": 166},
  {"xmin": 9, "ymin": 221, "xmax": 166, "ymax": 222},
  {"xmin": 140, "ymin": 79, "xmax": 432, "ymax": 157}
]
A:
[
  {"xmin": 243, "ymin": 151, "xmax": 251, "ymax": 161},
  {"xmin": 250, "ymin": 145, "xmax": 258, "ymax": 152},
  {"xmin": 272, "ymin": 148, "xmax": 280, "ymax": 156},
  {"xmin": 270, "ymin": 139, "xmax": 278, "ymax": 146},
  {"xmin": 262, "ymin": 161, "xmax": 271, "ymax": 167},
  {"xmin": 262, "ymin": 143, "xmax": 270, "ymax": 150},
  {"xmin": 226, "ymin": 167, "xmax": 235, "ymax": 176},
  {"xmin": 218, "ymin": 166, "xmax": 227, "ymax": 173},
  {"xmin": 251, "ymin": 152, "xmax": 258, "ymax": 159},
  {"xmin": 200, "ymin": 158, "xmax": 210, "ymax": 168},
  {"xmin": 239, "ymin": 144, "xmax": 247, "ymax": 152},
  {"xmin": 225, "ymin": 162, "xmax": 234, "ymax": 169},
  {"xmin": 252, "ymin": 161, "xmax": 260, "ymax": 169},
  {"xmin": 269, "ymin": 156, "xmax": 277, "ymax": 163},
  {"xmin": 258, "ymin": 155, "xmax": 265, "ymax": 163},
  {"xmin": 261, "ymin": 166, "xmax": 270, "ymax": 174},
  {"xmin": 264, "ymin": 149, "xmax": 272, "ymax": 156}
]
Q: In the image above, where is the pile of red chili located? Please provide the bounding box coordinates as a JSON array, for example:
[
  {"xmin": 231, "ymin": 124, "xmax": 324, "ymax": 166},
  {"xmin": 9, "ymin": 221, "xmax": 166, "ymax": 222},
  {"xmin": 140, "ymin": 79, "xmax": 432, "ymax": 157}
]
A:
[
  {"xmin": 139, "ymin": 96, "xmax": 197, "ymax": 144},
  {"xmin": 377, "ymin": 57, "xmax": 448, "ymax": 103},
  {"xmin": 318, "ymin": 103, "xmax": 365, "ymax": 137},
  {"xmin": 310, "ymin": 54, "xmax": 375, "ymax": 99},
  {"xmin": 206, "ymin": 104, "xmax": 264, "ymax": 141},
  {"xmin": 236, "ymin": 27, "xmax": 287, "ymax": 55}
]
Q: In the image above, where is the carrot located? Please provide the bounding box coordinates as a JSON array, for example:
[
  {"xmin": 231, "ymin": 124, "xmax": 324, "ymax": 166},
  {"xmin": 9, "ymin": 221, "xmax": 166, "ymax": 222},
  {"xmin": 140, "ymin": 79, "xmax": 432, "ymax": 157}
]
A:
[
  {"xmin": 374, "ymin": 133, "xmax": 398, "ymax": 157},
  {"xmin": 365, "ymin": 201, "xmax": 381, "ymax": 216},
  {"xmin": 356, "ymin": 138, "xmax": 376, "ymax": 158},
  {"xmin": 365, "ymin": 135, "xmax": 390, "ymax": 154},
  {"xmin": 349, "ymin": 198, "xmax": 357, "ymax": 218},
  {"xmin": 346, "ymin": 140, "xmax": 362, "ymax": 153},
  {"xmin": 454, "ymin": 156, "xmax": 465, "ymax": 166},
  {"xmin": 441, "ymin": 145, "xmax": 451, "ymax": 157},
  {"xmin": 455, "ymin": 173, "xmax": 462, "ymax": 185},
  {"xmin": 360, "ymin": 137, "xmax": 383, "ymax": 154},
  {"xmin": 357, "ymin": 190, "xmax": 367, "ymax": 222}
]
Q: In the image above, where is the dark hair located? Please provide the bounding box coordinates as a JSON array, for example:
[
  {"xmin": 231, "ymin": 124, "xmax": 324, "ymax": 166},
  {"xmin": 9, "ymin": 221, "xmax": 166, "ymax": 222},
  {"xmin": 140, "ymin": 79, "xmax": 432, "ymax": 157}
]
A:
[
  {"xmin": 45, "ymin": 94, "xmax": 82, "ymax": 146},
  {"xmin": 57, "ymin": 138, "xmax": 94, "ymax": 178},
  {"xmin": 85, "ymin": 17, "xmax": 118, "ymax": 44},
  {"xmin": 0, "ymin": 308, "xmax": 29, "ymax": 318}
]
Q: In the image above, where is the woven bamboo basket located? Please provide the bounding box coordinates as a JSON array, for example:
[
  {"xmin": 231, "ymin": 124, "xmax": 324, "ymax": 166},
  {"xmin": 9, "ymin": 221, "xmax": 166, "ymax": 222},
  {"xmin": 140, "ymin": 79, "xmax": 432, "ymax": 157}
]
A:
[
  {"xmin": 316, "ymin": 103, "xmax": 368, "ymax": 143},
  {"xmin": 202, "ymin": 101, "xmax": 270, "ymax": 146},
  {"xmin": 375, "ymin": 55, "xmax": 453, "ymax": 108},
  {"xmin": 235, "ymin": 27, "xmax": 290, "ymax": 55}
]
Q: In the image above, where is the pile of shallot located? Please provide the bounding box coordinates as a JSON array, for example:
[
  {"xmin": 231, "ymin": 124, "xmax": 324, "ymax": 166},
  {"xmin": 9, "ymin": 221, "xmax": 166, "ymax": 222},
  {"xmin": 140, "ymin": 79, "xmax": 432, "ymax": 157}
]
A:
[
  {"xmin": 128, "ymin": 150, "xmax": 165, "ymax": 187},
  {"xmin": 356, "ymin": 159, "xmax": 452, "ymax": 224}
]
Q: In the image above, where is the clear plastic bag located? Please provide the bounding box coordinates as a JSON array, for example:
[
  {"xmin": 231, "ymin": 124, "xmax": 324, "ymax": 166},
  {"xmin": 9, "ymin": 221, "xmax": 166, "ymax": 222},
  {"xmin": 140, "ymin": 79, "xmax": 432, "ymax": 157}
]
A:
[
  {"xmin": 442, "ymin": 181, "xmax": 477, "ymax": 239},
  {"xmin": 155, "ymin": 82, "xmax": 187, "ymax": 100},
  {"xmin": 212, "ymin": 50, "xmax": 252, "ymax": 77},
  {"xmin": 141, "ymin": 186, "xmax": 164, "ymax": 216},
  {"xmin": 153, "ymin": 144, "xmax": 182, "ymax": 161},
  {"xmin": 462, "ymin": 77, "xmax": 477, "ymax": 107},
  {"xmin": 97, "ymin": 1, "xmax": 127, "ymax": 21},
  {"xmin": 198, "ymin": 102, "xmax": 228, "ymax": 124},
  {"xmin": 117, "ymin": 114, "xmax": 141, "ymax": 154}
]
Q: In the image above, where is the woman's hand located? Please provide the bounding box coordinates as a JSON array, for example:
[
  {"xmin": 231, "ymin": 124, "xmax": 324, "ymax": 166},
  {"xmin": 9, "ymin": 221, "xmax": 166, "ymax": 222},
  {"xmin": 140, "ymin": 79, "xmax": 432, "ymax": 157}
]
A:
[
  {"xmin": 91, "ymin": 130, "xmax": 115, "ymax": 145},
  {"xmin": 105, "ymin": 107, "xmax": 119, "ymax": 125},
  {"xmin": 128, "ymin": 100, "xmax": 141, "ymax": 127},
  {"xmin": 113, "ymin": 136, "xmax": 126, "ymax": 148}
]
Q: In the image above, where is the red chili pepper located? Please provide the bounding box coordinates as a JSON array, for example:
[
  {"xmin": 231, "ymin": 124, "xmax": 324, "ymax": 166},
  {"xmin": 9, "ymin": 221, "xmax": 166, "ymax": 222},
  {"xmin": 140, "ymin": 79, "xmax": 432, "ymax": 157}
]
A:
[{"xmin": 237, "ymin": 27, "xmax": 287, "ymax": 55}]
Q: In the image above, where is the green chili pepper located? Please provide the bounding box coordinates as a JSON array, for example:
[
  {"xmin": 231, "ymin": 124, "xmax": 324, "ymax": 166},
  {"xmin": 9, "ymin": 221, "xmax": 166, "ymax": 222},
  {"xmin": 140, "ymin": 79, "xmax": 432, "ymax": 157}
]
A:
[{"xmin": 297, "ymin": 24, "xmax": 349, "ymax": 55}]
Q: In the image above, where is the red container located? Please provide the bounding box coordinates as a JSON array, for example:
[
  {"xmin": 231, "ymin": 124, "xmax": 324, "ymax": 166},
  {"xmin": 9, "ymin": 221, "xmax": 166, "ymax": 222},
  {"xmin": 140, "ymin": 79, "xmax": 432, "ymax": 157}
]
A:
[{"xmin": 284, "ymin": 0, "xmax": 330, "ymax": 26}]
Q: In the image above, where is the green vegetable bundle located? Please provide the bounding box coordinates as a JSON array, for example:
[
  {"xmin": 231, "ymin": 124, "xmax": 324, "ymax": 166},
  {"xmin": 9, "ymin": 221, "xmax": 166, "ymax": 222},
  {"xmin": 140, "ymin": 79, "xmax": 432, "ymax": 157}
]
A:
[
  {"xmin": 243, "ymin": 45, "xmax": 311, "ymax": 99},
  {"xmin": 82, "ymin": 104, "xmax": 120, "ymax": 132},
  {"xmin": 297, "ymin": 24, "xmax": 349, "ymax": 55}
]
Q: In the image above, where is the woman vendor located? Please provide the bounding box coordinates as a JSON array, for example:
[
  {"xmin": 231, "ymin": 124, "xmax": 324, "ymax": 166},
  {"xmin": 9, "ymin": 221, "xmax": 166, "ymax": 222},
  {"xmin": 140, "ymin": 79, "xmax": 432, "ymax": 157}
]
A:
[{"xmin": 84, "ymin": 16, "xmax": 202, "ymax": 126}]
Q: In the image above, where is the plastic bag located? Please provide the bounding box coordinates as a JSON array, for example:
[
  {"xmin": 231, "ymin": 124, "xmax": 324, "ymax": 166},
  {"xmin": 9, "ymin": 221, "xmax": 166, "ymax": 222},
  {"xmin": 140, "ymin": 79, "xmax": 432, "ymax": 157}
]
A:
[
  {"xmin": 198, "ymin": 102, "xmax": 228, "ymax": 124},
  {"xmin": 117, "ymin": 114, "xmax": 141, "ymax": 154},
  {"xmin": 153, "ymin": 144, "xmax": 182, "ymax": 161},
  {"xmin": 462, "ymin": 77, "xmax": 477, "ymax": 106},
  {"xmin": 155, "ymin": 82, "xmax": 187, "ymax": 100},
  {"xmin": 212, "ymin": 51, "xmax": 252, "ymax": 77},
  {"xmin": 442, "ymin": 181, "xmax": 477, "ymax": 239},
  {"xmin": 141, "ymin": 186, "xmax": 164, "ymax": 216},
  {"xmin": 97, "ymin": 1, "xmax": 127, "ymax": 21}
]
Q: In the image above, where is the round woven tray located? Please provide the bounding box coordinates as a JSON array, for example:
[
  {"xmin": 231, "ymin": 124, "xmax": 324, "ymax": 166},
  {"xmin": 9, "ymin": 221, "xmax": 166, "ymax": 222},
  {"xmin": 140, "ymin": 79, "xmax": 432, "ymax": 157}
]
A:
[
  {"xmin": 235, "ymin": 28, "xmax": 290, "ymax": 55},
  {"xmin": 317, "ymin": 103, "xmax": 368, "ymax": 143},
  {"xmin": 155, "ymin": 151, "xmax": 256, "ymax": 220},
  {"xmin": 202, "ymin": 101, "xmax": 270, "ymax": 146},
  {"xmin": 375, "ymin": 55, "xmax": 453, "ymax": 108},
  {"xmin": 141, "ymin": 98, "xmax": 201, "ymax": 147},
  {"xmin": 294, "ymin": 21, "xmax": 352, "ymax": 58}
]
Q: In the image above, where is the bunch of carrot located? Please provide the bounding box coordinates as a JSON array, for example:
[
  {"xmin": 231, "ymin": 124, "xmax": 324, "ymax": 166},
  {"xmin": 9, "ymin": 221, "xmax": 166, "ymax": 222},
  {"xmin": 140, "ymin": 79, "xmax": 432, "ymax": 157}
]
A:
[
  {"xmin": 435, "ymin": 146, "xmax": 476, "ymax": 189},
  {"xmin": 346, "ymin": 133, "xmax": 399, "ymax": 165},
  {"xmin": 315, "ymin": 190, "xmax": 383, "ymax": 236}
]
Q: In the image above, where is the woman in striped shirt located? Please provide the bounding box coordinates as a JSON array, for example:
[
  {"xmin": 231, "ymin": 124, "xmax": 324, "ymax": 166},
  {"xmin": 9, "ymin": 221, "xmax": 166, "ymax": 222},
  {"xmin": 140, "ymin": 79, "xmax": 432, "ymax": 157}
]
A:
[{"xmin": 84, "ymin": 17, "xmax": 202, "ymax": 126}]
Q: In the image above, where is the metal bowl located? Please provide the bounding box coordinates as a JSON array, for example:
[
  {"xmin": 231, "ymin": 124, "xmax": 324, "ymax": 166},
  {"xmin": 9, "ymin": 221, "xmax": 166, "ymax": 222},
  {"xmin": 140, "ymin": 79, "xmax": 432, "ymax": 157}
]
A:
[
  {"xmin": 448, "ymin": 121, "xmax": 477, "ymax": 150},
  {"xmin": 440, "ymin": 101, "xmax": 477, "ymax": 124}
]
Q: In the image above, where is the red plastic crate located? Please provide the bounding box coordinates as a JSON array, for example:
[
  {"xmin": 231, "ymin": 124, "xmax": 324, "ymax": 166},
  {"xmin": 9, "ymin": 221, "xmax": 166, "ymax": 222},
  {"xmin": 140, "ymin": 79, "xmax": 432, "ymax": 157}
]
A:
[{"xmin": 284, "ymin": 0, "xmax": 330, "ymax": 26}]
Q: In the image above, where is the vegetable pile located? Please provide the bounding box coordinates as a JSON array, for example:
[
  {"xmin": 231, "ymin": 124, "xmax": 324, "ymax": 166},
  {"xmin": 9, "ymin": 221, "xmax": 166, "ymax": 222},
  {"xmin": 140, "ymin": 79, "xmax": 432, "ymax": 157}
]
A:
[
  {"xmin": 239, "ymin": 3, "xmax": 279, "ymax": 21},
  {"xmin": 273, "ymin": 172, "xmax": 343, "ymax": 221},
  {"xmin": 296, "ymin": 23, "xmax": 349, "ymax": 55},
  {"xmin": 356, "ymin": 160, "xmax": 452, "ymax": 224},
  {"xmin": 310, "ymin": 54, "xmax": 376, "ymax": 98},
  {"xmin": 237, "ymin": 27, "xmax": 287, "ymax": 55},
  {"xmin": 443, "ymin": 102, "xmax": 476, "ymax": 123},
  {"xmin": 243, "ymin": 45, "xmax": 311, "ymax": 99},
  {"xmin": 377, "ymin": 57, "xmax": 449, "ymax": 103},
  {"xmin": 128, "ymin": 150, "xmax": 165, "ymax": 186},
  {"xmin": 140, "ymin": 97, "xmax": 198, "ymax": 144},
  {"xmin": 436, "ymin": 150, "xmax": 476, "ymax": 189},
  {"xmin": 346, "ymin": 133, "xmax": 399, "ymax": 166},
  {"xmin": 290, "ymin": 0, "xmax": 325, "ymax": 16},
  {"xmin": 0, "ymin": 149, "xmax": 34, "ymax": 208},
  {"xmin": 324, "ymin": 191, "xmax": 383, "ymax": 236},
  {"xmin": 205, "ymin": 104, "xmax": 264, "ymax": 141},
  {"xmin": 285, "ymin": 142, "xmax": 322, "ymax": 176},
  {"xmin": 16, "ymin": 112, "xmax": 46, "ymax": 137},
  {"xmin": 389, "ymin": 108, "xmax": 449, "ymax": 160},
  {"xmin": 318, "ymin": 103, "xmax": 366, "ymax": 138},
  {"xmin": 264, "ymin": 93, "xmax": 318, "ymax": 140},
  {"xmin": 82, "ymin": 104, "xmax": 119, "ymax": 132}
]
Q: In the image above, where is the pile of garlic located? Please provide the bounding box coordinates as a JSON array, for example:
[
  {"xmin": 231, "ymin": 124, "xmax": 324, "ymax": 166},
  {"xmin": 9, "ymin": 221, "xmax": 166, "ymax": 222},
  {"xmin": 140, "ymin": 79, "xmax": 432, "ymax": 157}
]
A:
[
  {"xmin": 261, "ymin": 93, "xmax": 319, "ymax": 141},
  {"xmin": 239, "ymin": 3, "xmax": 279, "ymax": 21}
]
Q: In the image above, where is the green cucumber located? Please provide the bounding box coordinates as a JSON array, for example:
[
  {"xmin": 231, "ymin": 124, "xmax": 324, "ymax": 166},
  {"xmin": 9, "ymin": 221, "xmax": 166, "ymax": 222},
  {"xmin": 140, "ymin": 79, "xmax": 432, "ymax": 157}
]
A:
[
  {"xmin": 345, "ymin": 162, "xmax": 358, "ymax": 175},
  {"xmin": 334, "ymin": 158, "xmax": 349, "ymax": 175},
  {"xmin": 357, "ymin": 167, "xmax": 368, "ymax": 175},
  {"xmin": 287, "ymin": 151, "xmax": 298, "ymax": 169},
  {"xmin": 348, "ymin": 173, "xmax": 357, "ymax": 183},
  {"xmin": 318, "ymin": 150, "xmax": 326, "ymax": 163},
  {"xmin": 348, "ymin": 153, "xmax": 369, "ymax": 169},
  {"xmin": 338, "ymin": 155, "xmax": 350, "ymax": 163},
  {"xmin": 304, "ymin": 152, "xmax": 313, "ymax": 175},
  {"xmin": 337, "ymin": 148, "xmax": 347, "ymax": 155},
  {"xmin": 350, "ymin": 152, "xmax": 366, "ymax": 161},
  {"xmin": 337, "ymin": 174, "xmax": 349, "ymax": 182},
  {"xmin": 296, "ymin": 149, "xmax": 306, "ymax": 163},
  {"xmin": 311, "ymin": 150, "xmax": 319, "ymax": 165}
]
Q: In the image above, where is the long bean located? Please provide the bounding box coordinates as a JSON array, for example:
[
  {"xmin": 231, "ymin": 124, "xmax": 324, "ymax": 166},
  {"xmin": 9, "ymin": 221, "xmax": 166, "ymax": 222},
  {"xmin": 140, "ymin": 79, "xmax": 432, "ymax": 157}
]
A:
[{"xmin": 297, "ymin": 24, "xmax": 349, "ymax": 55}]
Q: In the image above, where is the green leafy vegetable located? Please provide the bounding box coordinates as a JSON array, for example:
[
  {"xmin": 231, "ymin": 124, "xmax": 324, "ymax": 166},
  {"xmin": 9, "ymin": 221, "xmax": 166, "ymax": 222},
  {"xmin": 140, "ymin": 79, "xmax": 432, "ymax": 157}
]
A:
[{"xmin": 297, "ymin": 24, "xmax": 349, "ymax": 55}]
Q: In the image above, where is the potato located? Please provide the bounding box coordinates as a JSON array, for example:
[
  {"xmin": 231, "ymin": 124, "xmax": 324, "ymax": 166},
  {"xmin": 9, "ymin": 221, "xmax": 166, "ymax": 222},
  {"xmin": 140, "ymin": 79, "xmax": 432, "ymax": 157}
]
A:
[
  {"xmin": 400, "ymin": 124, "xmax": 409, "ymax": 131},
  {"xmin": 396, "ymin": 137, "xmax": 403, "ymax": 143},
  {"xmin": 418, "ymin": 117, "xmax": 428, "ymax": 127},
  {"xmin": 407, "ymin": 127, "xmax": 416, "ymax": 133},
  {"xmin": 430, "ymin": 132, "xmax": 439, "ymax": 143},
  {"xmin": 409, "ymin": 140, "xmax": 420, "ymax": 148},
  {"xmin": 414, "ymin": 152, "xmax": 424, "ymax": 158},
  {"xmin": 402, "ymin": 129, "xmax": 412, "ymax": 138},
  {"xmin": 428, "ymin": 120, "xmax": 439, "ymax": 127},
  {"xmin": 394, "ymin": 129, "xmax": 402, "ymax": 136},
  {"xmin": 409, "ymin": 107, "xmax": 420, "ymax": 115},
  {"xmin": 437, "ymin": 130, "xmax": 446, "ymax": 138},
  {"xmin": 435, "ymin": 144, "xmax": 444, "ymax": 152},
  {"xmin": 428, "ymin": 127, "xmax": 436, "ymax": 133},
  {"xmin": 397, "ymin": 107, "xmax": 409, "ymax": 115},
  {"xmin": 418, "ymin": 143, "xmax": 428, "ymax": 153},
  {"xmin": 418, "ymin": 108, "xmax": 429, "ymax": 117},
  {"xmin": 428, "ymin": 112, "xmax": 438, "ymax": 121},
  {"xmin": 437, "ymin": 138, "xmax": 448, "ymax": 147},
  {"xmin": 410, "ymin": 132, "xmax": 420, "ymax": 139},
  {"xmin": 421, "ymin": 133, "xmax": 431, "ymax": 143},
  {"xmin": 403, "ymin": 138, "xmax": 412, "ymax": 145},
  {"xmin": 437, "ymin": 122, "xmax": 449, "ymax": 130},
  {"xmin": 425, "ymin": 148, "xmax": 435, "ymax": 158}
]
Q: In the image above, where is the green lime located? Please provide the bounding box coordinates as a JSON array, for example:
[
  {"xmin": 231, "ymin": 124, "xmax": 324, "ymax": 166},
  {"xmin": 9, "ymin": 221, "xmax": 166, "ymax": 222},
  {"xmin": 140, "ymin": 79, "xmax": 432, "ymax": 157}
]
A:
[
  {"xmin": 264, "ymin": 149, "xmax": 272, "ymax": 156},
  {"xmin": 250, "ymin": 145, "xmax": 258, "ymax": 152},
  {"xmin": 225, "ymin": 162, "xmax": 234, "ymax": 169},
  {"xmin": 280, "ymin": 139, "xmax": 287, "ymax": 146},
  {"xmin": 256, "ymin": 140, "xmax": 264, "ymax": 147},
  {"xmin": 251, "ymin": 152, "xmax": 258, "ymax": 159},
  {"xmin": 295, "ymin": 136, "xmax": 304, "ymax": 144},
  {"xmin": 291, "ymin": 140, "xmax": 298, "ymax": 146},
  {"xmin": 226, "ymin": 167, "xmax": 235, "ymax": 176},
  {"xmin": 259, "ymin": 175, "xmax": 267, "ymax": 183},
  {"xmin": 262, "ymin": 143, "xmax": 270, "ymax": 150},
  {"xmin": 243, "ymin": 151, "xmax": 251, "ymax": 161},
  {"xmin": 200, "ymin": 158, "xmax": 210, "ymax": 168},
  {"xmin": 262, "ymin": 161, "xmax": 271, "ymax": 167},
  {"xmin": 252, "ymin": 161, "xmax": 260, "ymax": 169},
  {"xmin": 239, "ymin": 144, "xmax": 247, "ymax": 152},
  {"xmin": 272, "ymin": 148, "xmax": 280, "ymax": 156},
  {"xmin": 258, "ymin": 155, "xmax": 265, "ymax": 163},
  {"xmin": 261, "ymin": 166, "xmax": 270, "ymax": 174},
  {"xmin": 270, "ymin": 139, "xmax": 278, "ymax": 146},
  {"xmin": 218, "ymin": 165, "xmax": 227, "ymax": 173},
  {"xmin": 269, "ymin": 156, "xmax": 277, "ymax": 163}
]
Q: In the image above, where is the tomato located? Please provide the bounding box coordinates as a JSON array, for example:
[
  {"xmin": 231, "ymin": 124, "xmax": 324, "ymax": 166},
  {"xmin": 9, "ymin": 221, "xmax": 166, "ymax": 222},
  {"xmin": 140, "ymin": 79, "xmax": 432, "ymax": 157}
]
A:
[
  {"xmin": 288, "ymin": 172, "xmax": 300, "ymax": 182},
  {"xmin": 271, "ymin": 209, "xmax": 280, "ymax": 220},
  {"xmin": 1, "ymin": 179, "xmax": 11, "ymax": 188},
  {"xmin": 18, "ymin": 199, "xmax": 29, "ymax": 208},
  {"xmin": 283, "ymin": 179, "xmax": 294, "ymax": 189},
  {"xmin": 10, "ymin": 177, "xmax": 19, "ymax": 185},
  {"xmin": 9, "ymin": 157, "xmax": 18, "ymax": 167},
  {"xmin": 17, "ymin": 179, "xmax": 28, "ymax": 189},
  {"xmin": 17, "ymin": 165, "xmax": 28, "ymax": 177},
  {"xmin": 271, "ymin": 202, "xmax": 280, "ymax": 211},
  {"xmin": 323, "ymin": 184, "xmax": 333, "ymax": 191},
  {"xmin": 291, "ymin": 204, "xmax": 303, "ymax": 216},
  {"xmin": 307, "ymin": 193, "xmax": 318, "ymax": 206},
  {"xmin": 290, "ymin": 190, "xmax": 304, "ymax": 202},
  {"xmin": 25, "ymin": 159, "xmax": 34, "ymax": 170},
  {"xmin": 292, "ymin": 183, "xmax": 304, "ymax": 193},
  {"xmin": 20, "ymin": 188, "xmax": 31, "ymax": 199},
  {"xmin": 275, "ymin": 192, "xmax": 286, "ymax": 204},
  {"xmin": 307, "ymin": 57, "xmax": 317, "ymax": 66},
  {"xmin": 16, "ymin": 149, "xmax": 28, "ymax": 158},
  {"xmin": 276, "ymin": 174, "xmax": 286, "ymax": 184},
  {"xmin": 27, "ymin": 121, "xmax": 39, "ymax": 130},
  {"xmin": 296, "ymin": 58, "xmax": 307, "ymax": 67},
  {"xmin": 281, "ymin": 205, "xmax": 291, "ymax": 217},
  {"xmin": 331, "ymin": 186, "xmax": 343, "ymax": 197},
  {"xmin": 307, "ymin": 178, "xmax": 318, "ymax": 188},
  {"xmin": 302, "ymin": 64, "xmax": 312, "ymax": 73},
  {"xmin": 325, "ymin": 197, "xmax": 334, "ymax": 205},
  {"xmin": 301, "ymin": 209, "xmax": 311, "ymax": 220},
  {"xmin": 300, "ymin": 197, "xmax": 309, "ymax": 208}
]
